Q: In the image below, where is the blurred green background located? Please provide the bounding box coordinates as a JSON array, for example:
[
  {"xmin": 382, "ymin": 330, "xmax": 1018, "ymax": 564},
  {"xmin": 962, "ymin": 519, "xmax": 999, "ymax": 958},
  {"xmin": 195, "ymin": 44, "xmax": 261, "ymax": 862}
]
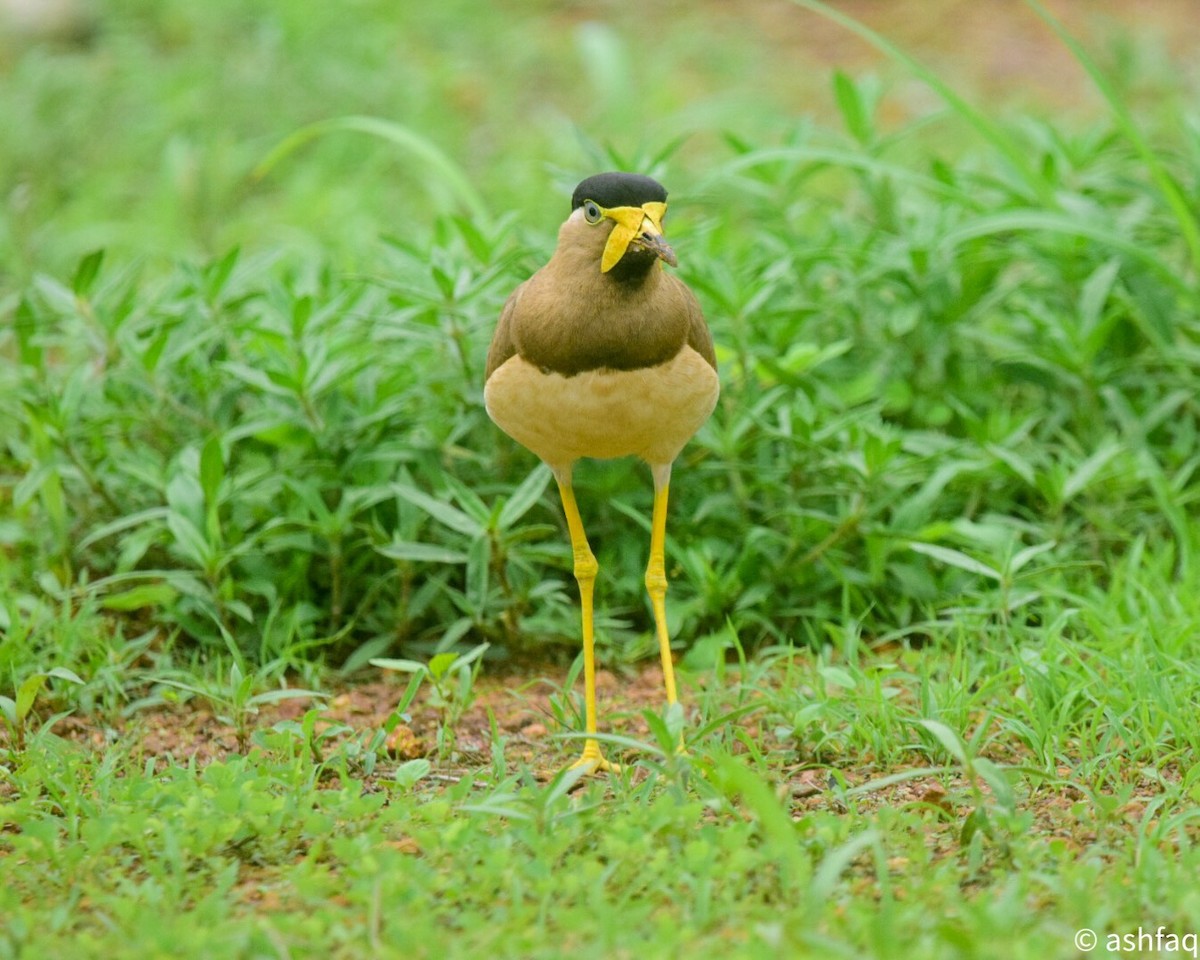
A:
[{"xmin": 3, "ymin": 0, "xmax": 1195, "ymax": 282}]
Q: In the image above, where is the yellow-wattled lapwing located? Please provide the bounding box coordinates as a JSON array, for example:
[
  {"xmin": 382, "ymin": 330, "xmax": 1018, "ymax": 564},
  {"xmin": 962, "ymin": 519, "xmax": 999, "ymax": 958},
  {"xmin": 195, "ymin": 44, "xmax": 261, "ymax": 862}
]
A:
[{"xmin": 484, "ymin": 172, "xmax": 718, "ymax": 771}]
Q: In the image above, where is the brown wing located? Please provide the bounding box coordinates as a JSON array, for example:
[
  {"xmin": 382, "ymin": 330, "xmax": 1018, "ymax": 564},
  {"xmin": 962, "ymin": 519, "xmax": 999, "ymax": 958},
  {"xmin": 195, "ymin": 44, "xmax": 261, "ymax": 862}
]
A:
[
  {"xmin": 484, "ymin": 282, "xmax": 525, "ymax": 382},
  {"xmin": 672, "ymin": 275, "xmax": 717, "ymax": 371},
  {"xmin": 488, "ymin": 271, "xmax": 714, "ymax": 381}
]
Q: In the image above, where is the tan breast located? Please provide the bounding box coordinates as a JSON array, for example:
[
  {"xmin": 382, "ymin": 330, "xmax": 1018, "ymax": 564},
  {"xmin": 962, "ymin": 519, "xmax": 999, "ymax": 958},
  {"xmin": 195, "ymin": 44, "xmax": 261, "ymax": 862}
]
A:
[{"xmin": 484, "ymin": 346, "xmax": 720, "ymax": 472}]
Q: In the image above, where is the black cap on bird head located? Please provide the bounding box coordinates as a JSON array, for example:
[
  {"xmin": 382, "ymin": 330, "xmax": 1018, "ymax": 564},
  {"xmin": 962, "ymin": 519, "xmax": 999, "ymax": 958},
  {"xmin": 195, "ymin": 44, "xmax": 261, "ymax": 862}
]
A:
[{"xmin": 571, "ymin": 172, "xmax": 668, "ymax": 211}]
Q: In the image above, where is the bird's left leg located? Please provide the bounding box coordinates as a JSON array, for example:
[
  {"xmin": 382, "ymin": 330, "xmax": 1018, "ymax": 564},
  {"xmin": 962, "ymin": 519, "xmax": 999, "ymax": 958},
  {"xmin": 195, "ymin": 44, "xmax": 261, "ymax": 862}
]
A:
[
  {"xmin": 646, "ymin": 463, "xmax": 680, "ymax": 711},
  {"xmin": 554, "ymin": 470, "xmax": 619, "ymax": 774}
]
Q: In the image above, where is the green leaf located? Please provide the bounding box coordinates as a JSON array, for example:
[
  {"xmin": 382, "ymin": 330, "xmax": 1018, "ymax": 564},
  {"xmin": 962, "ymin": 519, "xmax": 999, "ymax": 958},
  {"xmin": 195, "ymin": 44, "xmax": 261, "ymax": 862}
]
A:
[
  {"xmin": 442, "ymin": 472, "xmax": 492, "ymax": 528},
  {"xmin": 832, "ymin": 70, "xmax": 872, "ymax": 143},
  {"xmin": 466, "ymin": 536, "xmax": 490, "ymax": 612},
  {"xmin": 14, "ymin": 296, "xmax": 43, "ymax": 367},
  {"xmin": 1061, "ymin": 439, "xmax": 1122, "ymax": 502},
  {"xmin": 200, "ymin": 435, "xmax": 225, "ymax": 509},
  {"xmin": 1008, "ymin": 542, "xmax": 1056, "ymax": 577},
  {"xmin": 220, "ymin": 362, "xmax": 297, "ymax": 398},
  {"xmin": 15, "ymin": 674, "xmax": 49, "ymax": 722},
  {"xmin": 450, "ymin": 642, "xmax": 490, "ymax": 672},
  {"xmin": 916, "ymin": 719, "xmax": 969, "ymax": 765},
  {"xmin": 37, "ymin": 467, "xmax": 67, "ymax": 540},
  {"xmin": 72, "ymin": 249, "xmax": 105, "ymax": 297},
  {"xmin": 818, "ymin": 665, "xmax": 857, "ymax": 690},
  {"xmin": 371, "ymin": 658, "xmax": 428, "ymax": 675},
  {"xmin": 101, "ymin": 583, "xmax": 178, "ymax": 611},
  {"xmin": 78, "ymin": 508, "xmax": 171, "ymax": 551},
  {"xmin": 166, "ymin": 511, "xmax": 213, "ymax": 569},
  {"xmin": 1078, "ymin": 258, "xmax": 1121, "ymax": 335},
  {"xmin": 375, "ymin": 541, "xmax": 469, "ymax": 564},
  {"xmin": 393, "ymin": 672, "xmax": 425, "ymax": 715},
  {"xmin": 644, "ymin": 702, "xmax": 686, "ymax": 755},
  {"xmin": 247, "ymin": 688, "xmax": 328, "ymax": 707},
  {"xmin": 960, "ymin": 806, "xmax": 989, "ymax": 846},
  {"xmin": 436, "ymin": 617, "xmax": 475, "ymax": 652},
  {"xmin": 392, "ymin": 484, "xmax": 482, "ymax": 537},
  {"xmin": 909, "ymin": 542, "xmax": 1002, "ymax": 581},
  {"xmin": 394, "ymin": 758, "xmax": 432, "ymax": 789},
  {"xmin": 541, "ymin": 763, "xmax": 593, "ymax": 807},
  {"xmin": 497, "ymin": 464, "xmax": 553, "ymax": 530},
  {"xmin": 165, "ymin": 459, "xmax": 205, "ymax": 522},
  {"xmin": 427, "ymin": 653, "xmax": 459, "ymax": 681},
  {"xmin": 985, "ymin": 443, "xmax": 1036, "ymax": 486},
  {"xmin": 205, "ymin": 246, "xmax": 241, "ymax": 301},
  {"xmin": 291, "ymin": 295, "xmax": 314, "ymax": 337}
]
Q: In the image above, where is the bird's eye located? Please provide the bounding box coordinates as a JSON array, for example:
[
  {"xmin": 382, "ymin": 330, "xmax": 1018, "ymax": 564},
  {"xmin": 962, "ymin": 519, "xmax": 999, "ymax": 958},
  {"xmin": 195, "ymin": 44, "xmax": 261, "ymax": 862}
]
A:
[{"xmin": 582, "ymin": 200, "xmax": 603, "ymax": 224}]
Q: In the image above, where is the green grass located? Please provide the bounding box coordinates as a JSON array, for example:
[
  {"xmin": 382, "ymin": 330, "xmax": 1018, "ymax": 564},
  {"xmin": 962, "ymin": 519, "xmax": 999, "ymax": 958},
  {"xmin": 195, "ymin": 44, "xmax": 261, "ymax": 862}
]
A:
[
  {"xmin": 4, "ymin": 0, "xmax": 1200, "ymax": 956},
  {"xmin": 4, "ymin": 567, "xmax": 1200, "ymax": 958}
]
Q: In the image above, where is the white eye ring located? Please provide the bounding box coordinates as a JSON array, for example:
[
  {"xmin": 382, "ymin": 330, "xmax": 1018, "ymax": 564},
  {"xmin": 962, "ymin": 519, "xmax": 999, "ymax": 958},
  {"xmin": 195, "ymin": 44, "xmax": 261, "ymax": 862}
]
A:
[{"xmin": 582, "ymin": 200, "xmax": 603, "ymax": 224}]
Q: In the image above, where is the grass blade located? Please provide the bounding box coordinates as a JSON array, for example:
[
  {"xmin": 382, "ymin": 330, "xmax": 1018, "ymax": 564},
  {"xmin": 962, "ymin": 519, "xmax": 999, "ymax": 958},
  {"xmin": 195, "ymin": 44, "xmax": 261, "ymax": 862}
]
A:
[
  {"xmin": 909, "ymin": 543, "xmax": 1002, "ymax": 582},
  {"xmin": 255, "ymin": 115, "xmax": 488, "ymax": 220},
  {"xmin": 497, "ymin": 464, "xmax": 553, "ymax": 530}
]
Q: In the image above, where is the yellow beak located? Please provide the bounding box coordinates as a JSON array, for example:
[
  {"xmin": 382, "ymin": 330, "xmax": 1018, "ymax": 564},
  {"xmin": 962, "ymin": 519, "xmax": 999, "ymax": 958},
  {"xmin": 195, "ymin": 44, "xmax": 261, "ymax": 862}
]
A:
[{"xmin": 599, "ymin": 201, "xmax": 676, "ymax": 273}]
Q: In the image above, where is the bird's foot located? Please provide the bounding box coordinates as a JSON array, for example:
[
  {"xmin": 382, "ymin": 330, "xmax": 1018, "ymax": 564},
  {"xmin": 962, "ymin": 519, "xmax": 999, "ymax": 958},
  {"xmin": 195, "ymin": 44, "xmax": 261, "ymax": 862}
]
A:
[{"xmin": 570, "ymin": 742, "xmax": 620, "ymax": 774}]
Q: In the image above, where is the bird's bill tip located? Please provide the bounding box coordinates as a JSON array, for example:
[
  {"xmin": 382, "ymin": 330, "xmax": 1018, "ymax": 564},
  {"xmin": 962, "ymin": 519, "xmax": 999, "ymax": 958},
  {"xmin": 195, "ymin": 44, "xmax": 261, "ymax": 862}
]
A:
[{"xmin": 634, "ymin": 230, "xmax": 677, "ymax": 267}]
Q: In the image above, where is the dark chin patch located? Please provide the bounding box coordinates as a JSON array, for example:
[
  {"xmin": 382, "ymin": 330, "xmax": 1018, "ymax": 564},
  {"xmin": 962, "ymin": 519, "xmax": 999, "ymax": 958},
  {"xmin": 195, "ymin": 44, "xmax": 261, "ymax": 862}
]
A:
[
  {"xmin": 605, "ymin": 247, "xmax": 659, "ymax": 283},
  {"xmin": 572, "ymin": 172, "xmax": 667, "ymax": 211}
]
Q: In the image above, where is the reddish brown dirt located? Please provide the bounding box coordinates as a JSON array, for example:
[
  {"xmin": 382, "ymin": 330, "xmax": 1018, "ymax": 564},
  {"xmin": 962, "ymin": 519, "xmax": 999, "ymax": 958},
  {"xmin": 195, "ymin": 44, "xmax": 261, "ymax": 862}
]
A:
[
  {"xmin": 3, "ymin": 647, "xmax": 1183, "ymax": 884},
  {"xmin": 68, "ymin": 663, "xmax": 693, "ymax": 777},
  {"xmin": 10, "ymin": 655, "xmax": 1174, "ymax": 856}
]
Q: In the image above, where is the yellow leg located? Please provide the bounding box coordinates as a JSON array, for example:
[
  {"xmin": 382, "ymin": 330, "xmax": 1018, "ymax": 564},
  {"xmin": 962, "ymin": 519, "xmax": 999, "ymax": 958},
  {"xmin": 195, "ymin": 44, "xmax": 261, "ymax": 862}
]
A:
[
  {"xmin": 556, "ymin": 475, "xmax": 618, "ymax": 773},
  {"xmin": 646, "ymin": 464, "xmax": 680, "ymax": 710}
]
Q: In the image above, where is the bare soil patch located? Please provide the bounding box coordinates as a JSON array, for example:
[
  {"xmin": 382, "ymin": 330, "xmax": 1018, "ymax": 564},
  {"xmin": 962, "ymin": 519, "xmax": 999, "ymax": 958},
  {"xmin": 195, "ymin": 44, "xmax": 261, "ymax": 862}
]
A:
[{"xmin": 11, "ymin": 656, "xmax": 1171, "ymax": 867}]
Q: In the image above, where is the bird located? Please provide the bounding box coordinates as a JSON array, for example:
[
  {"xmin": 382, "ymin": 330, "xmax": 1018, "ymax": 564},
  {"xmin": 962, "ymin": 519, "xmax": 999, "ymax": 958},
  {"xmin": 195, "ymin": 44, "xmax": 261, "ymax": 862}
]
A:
[{"xmin": 484, "ymin": 172, "xmax": 719, "ymax": 772}]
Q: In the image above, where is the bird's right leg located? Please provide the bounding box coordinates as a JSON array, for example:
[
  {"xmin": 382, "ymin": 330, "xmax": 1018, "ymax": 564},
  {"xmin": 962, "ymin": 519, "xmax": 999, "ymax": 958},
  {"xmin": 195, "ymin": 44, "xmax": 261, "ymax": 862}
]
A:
[
  {"xmin": 555, "ymin": 471, "xmax": 619, "ymax": 773},
  {"xmin": 646, "ymin": 462, "xmax": 685, "ymax": 756}
]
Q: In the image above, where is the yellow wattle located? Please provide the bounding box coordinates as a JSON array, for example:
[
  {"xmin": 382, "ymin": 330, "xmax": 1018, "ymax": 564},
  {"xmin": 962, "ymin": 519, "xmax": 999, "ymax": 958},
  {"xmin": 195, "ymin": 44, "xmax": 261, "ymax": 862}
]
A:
[{"xmin": 600, "ymin": 202, "xmax": 668, "ymax": 273}]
